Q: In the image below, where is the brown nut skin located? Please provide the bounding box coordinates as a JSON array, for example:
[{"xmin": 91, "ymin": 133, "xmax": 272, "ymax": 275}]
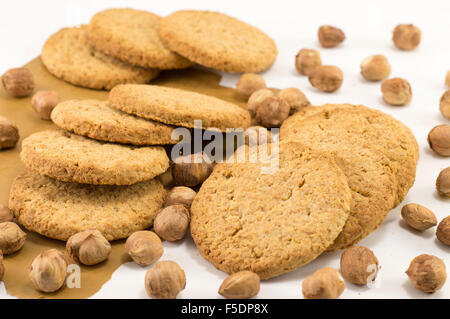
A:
[
  {"xmin": 406, "ymin": 254, "xmax": 446, "ymax": 293},
  {"xmin": 236, "ymin": 73, "xmax": 266, "ymax": 100},
  {"xmin": 145, "ymin": 260, "xmax": 186, "ymax": 299},
  {"xmin": 340, "ymin": 246, "xmax": 379, "ymax": 285},
  {"xmin": 295, "ymin": 49, "xmax": 322, "ymax": 75},
  {"xmin": 428, "ymin": 125, "xmax": 450, "ymax": 156},
  {"xmin": 0, "ymin": 251, "xmax": 4, "ymax": 281},
  {"xmin": 244, "ymin": 126, "xmax": 272, "ymax": 146},
  {"xmin": 436, "ymin": 216, "xmax": 450, "ymax": 246},
  {"xmin": 393, "ymin": 24, "xmax": 421, "ymax": 51},
  {"xmin": 309, "ymin": 65, "xmax": 343, "ymax": 93},
  {"xmin": 278, "ymin": 87, "xmax": 310, "ymax": 114},
  {"xmin": 66, "ymin": 230, "xmax": 111, "ymax": 266},
  {"xmin": 2, "ymin": 68, "xmax": 35, "ymax": 97},
  {"xmin": 247, "ymin": 89, "xmax": 274, "ymax": 117},
  {"xmin": 401, "ymin": 203, "xmax": 437, "ymax": 231},
  {"xmin": 436, "ymin": 167, "xmax": 450, "ymax": 197},
  {"xmin": 254, "ymin": 96, "xmax": 290, "ymax": 128},
  {"xmin": 219, "ymin": 271, "xmax": 260, "ymax": 299},
  {"xmin": 446, "ymin": 71, "xmax": 450, "ymax": 88},
  {"xmin": 440, "ymin": 90, "xmax": 450, "ymax": 120},
  {"xmin": 318, "ymin": 25, "xmax": 345, "ymax": 48},
  {"xmin": 381, "ymin": 77, "xmax": 412, "ymax": 106},
  {"xmin": 0, "ymin": 222, "xmax": 26, "ymax": 255},
  {"xmin": 360, "ymin": 55, "xmax": 391, "ymax": 81},
  {"xmin": 29, "ymin": 249, "xmax": 68, "ymax": 293},
  {"xmin": 0, "ymin": 115, "xmax": 19, "ymax": 150},
  {"xmin": 154, "ymin": 205, "xmax": 190, "ymax": 242},
  {"xmin": 31, "ymin": 91, "xmax": 60, "ymax": 120},
  {"xmin": 0, "ymin": 204, "xmax": 13, "ymax": 223},
  {"xmin": 172, "ymin": 152, "xmax": 213, "ymax": 187},
  {"xmin": 302, "ymin": 267, "xmax": 345, "ymax": 299},
  {"xmin": 164, "ymin": 186, "xmax": 197, "ymax": 209},
  {"xmin": 125, "ymin": 231, "xmax": 163, "ymax": 266}
]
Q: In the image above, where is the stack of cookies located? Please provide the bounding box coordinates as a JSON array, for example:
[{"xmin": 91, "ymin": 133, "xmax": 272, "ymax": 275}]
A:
[{"xmin": 41, "ymin": 8, "xmax": 278, "ymax": 90}]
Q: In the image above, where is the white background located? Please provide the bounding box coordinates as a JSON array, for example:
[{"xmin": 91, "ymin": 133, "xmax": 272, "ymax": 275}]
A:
[{"xmin": 0, "ymin": 0, "xmax": 449, "ymax": 299}]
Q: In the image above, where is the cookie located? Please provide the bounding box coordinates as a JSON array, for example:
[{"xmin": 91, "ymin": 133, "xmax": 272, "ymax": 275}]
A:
[
  {"xmin": 51, "ymin": 99, "xmax": 178, "ymax": 145},
  {"xmin": 109, "ymin": 84, "xmax": 251, "ymax": 131},
  {"xmin": 88, "ymin": 8, "xmax": 192, "ymax": 70},
  {"xmin": 41, "ymin": 26, "xmax": 159, "ymax": 90},
  {"xmin": 281, "ymin": 104, "xmax": 418, "ymax": 206},
  {"xmin": 20, "ymin": 130, "xmax": 169, "ymax": 185},
  {"xmin": 9, "ymin": 170, "xmax": 166, "ymax": 241},
  {"xmin": 190, "ymin": 141, "xmax": 352, "ymax": 279},
  {"xmin": 158, "ymin": 10, "xmax": 277, "ymax": 73}
]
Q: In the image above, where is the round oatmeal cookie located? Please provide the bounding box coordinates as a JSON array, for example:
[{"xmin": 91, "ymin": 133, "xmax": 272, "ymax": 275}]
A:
[
  {"xmin": 20, "ymin": 129, "xmax": 170, "ymax": 185},
  {"xmin": 9, "ymin": 170, "xmax": 166, "ymax": 241},
  {"xmin": 88, "ymin": 8, "xmax": 192, "ymax": 70},
  {"xmin": 158, "ymin": 10, "xmax": 278, "ymax": 73},
  {"xmin": 281, "ymin": 104, "xmax": 418, "ymax": 206},
  {"xmin": 190, "ymin": 141, "xmax": 352, "ymax": 279},
  {"xmin": 51, "ymin": 99, "xmax": 178, "ymax": 145},
  {"xmin": 41, "ymin": 26, "xmax": 159, "ymax": 90},
  {"xmin": 109, "ymin": 84, "xmax": 251, "ymax": 131}
]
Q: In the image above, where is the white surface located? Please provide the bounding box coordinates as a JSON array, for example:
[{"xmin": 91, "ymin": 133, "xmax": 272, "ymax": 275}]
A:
[{"xmin": 0, "ymin": 0, "xmax": 449, "ymax": 299}]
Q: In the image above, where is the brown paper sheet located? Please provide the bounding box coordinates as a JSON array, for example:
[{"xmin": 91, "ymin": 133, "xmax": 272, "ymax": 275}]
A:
[{"xmin": 0, "ymin": 57, "xmax": 248, "ymax": 299}]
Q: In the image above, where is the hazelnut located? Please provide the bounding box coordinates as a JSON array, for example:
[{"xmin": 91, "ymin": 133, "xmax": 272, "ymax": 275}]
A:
[
  {"xmin": 244, "ymin": 126, "xmax": 272, "ymax": 146},
  {"xmin": 436, "ymin": 216, "xmax": 450, "ymax": 246},
  {"xmin": 164, "ymin": 186, "xmax": 197, "ymax": 209},
  {"xmin": 406, "ymin": 254, "xmax": 446, "ymax": 293},
  {"xmin": 66, "ymin": 230, "xmax": 111, "ymax": 266},
  {"xmin": 125, "ymin": 231, "xmax": 163, "ymax": 266},
  {"xmin": 0, "ymin": 251, "xmax": 4, "ymax": 281},
  {"xmin": 219, "ymin": 271, "xmax": 260, "ymax": 299},
  {"xmin": 0, "ymin": 115, "xmax": 19, "ymax": 150},
  {"xmin": 278, "ymin": 87, "xmax": 310, "ymax": 114},
  {"xmin": 427, "ymin": 125, "xmax": 450, "ymax": 156},
  {"xmin": 172, "ymin": 152, "xmax": 213, "ymax": 187},
  {"xmin": 360, "ymin": 54, "xmax": 391, "ymax": 81},
  {"xmin": 31, "ymin": 91, "xmax": 60, "ymax": 120},
  {"xmin": 401, "ymin": 203, "xmax": 437, "ymax": 231},
  {"xmin": 393, "ymin": 24, "xmax": 421, "ymax": 51},
  {"xmin": 235, "ymin": 73, "xmax": 266, "ymax": 100},
  {"xmin": 247, "ymin": 89, "xmax": 274, "ymax": 117},
  {"xmin": 154, "ymin": 205, "xmax": 190, "ymax": 242},
  {"xmin": 145, "ymin": 260, "xmax": 186, "ymax": 299},
  {"xmin": 381, "ymin": 77, "xmax": 412, "ymax": 106},
  {"xmin": 440, "ymin": 90, "xmax": 450, "ymax": 120},
  {"xmin": 0, "ymin": 222, "xmax": 26, "ymax": 255},
  {"xmin": 302, "ymin": 267, "xmax": 345, "ymax": 299},
  {"xmin": 29, "ymin": 249, "xmax": 68, "ymax": 293},
  {"xmin": 340, "ymin": 246, "xmax": 379, "ymax": 285},
  {"xmin": 436, "ymin": 167, "xmax": 450, "ymax": 197},
  {"xmin": 2, "ymin": 68, "xmax": 35, "ymax": 97},
  {"xmin": 254, "ymin": 96, "xmax": 290, "ymax": 128},
  {"xmin": 318, "ymin": 25, "xmax": 345, "ymax": 48},
  {"xmin": 0, "ymin": 204, "xmax": 13, "ymax": 223},
  {"xmin": 295, "ymin": 49, "xmax": 322, "ymax": 75},
  {"xmin": 309, "ymin": 65, "xmax": 343, "ymax": 93},
  {"xmin": 446, "ymin": 71, "xmax": 450, "ymax": 88}
]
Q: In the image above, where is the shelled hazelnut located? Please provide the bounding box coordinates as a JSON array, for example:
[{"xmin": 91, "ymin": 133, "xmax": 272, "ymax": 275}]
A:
[
  {"xmin": 309, "ymin": 65, "xmax": 343, "ymax": 93},
  {"xmin": 340, "ymin": 246, "xmax": 379, "ymax": 285},
  {"xmin": 393, "ymin": 24, "xmax": 421, "ymax": 51},
  {"xmin": 436, "ymin": 216, "xmax": 450, "ymax": 246},
  {"xmin": 436, "ymin": 167, "xmax": 450, "ymax": 197},
  {"xmin": 0, "ymin": 115, "xmax": 19, "ymax": 150},
  {"xmin": 0, "ymin": 204, "xmax": 13, "ymax": 223},
  {"xmin": 0, "ymin": 222, "xmax": 26, "ymax": 254},
  {"xmin": 31, "ymin": 90, "xmax": 60, "ymax": 120},
  {"xmin": 318, "ymin": 25, "xmax": 345, "ymax": 48},
  {"xmin": 302, "ymin": 267, "xmax": 345, "ymax": 299},
  {"xmin": 145, "ymin": 260, "xmax": 186, "ymax": 299},
  {"xmin": 255, "ymin": 96, "xmax": 290, "ymax": 127},
  {"xmin": 172, "ymin": 152, "xmax": 213, "ymax": 187},
  {"xmin": 295, "ymin": 49, "xmax": 322, "ymax": 75},
  {"xmin": 247, "ymin": 89, "xmax": 274, "ymax": 117},
  {"xmin": 278, "ymin": 87, "xmax": 310, "ymax": 114},
  {"xmin": 381, "ymin": 77, "xmax": 412, "ymax": 106},
  {"xmin": 440, "ymin": 90, "xmax": 450, "ymax": 120},
  {"xmin": 66, "ymin": 230, "xmax": 111, "ymax": 266},
  {"xmin": 29, "ymin": 249, "xmax": 68, "ymax": 293},
  {"xmin": 401, "ymin": 203, "xmax": 437, "ymax": 231},
  {"xmin": 125, "ymin": 231, "xmax": 163, "ymax": 266},
  {"xmin": 406, "ymin": 254, "xmax": 446, "ymax": 293},
  {"xmin": 2, "ymin": 68, "xmax": 35, "ymax": 97},
  {"xmin": 219, "ymin": 271, "xmax": 260, "ymax": 299},
  {"xmin": 154, "ymin": 205, "xmax": 190, "ymax": 242},
  {"xmin": 235, "ymin": 73, "xmax": 266, "ymax": 100},
  {"xmin": 360, "ymin": 55, "xmax": 391, "ymax": 81},
  {"xmin": 164, "ymin": 186, "xmax": 197, "ymax": 209},
  {"xmin": 427, "ymin": 125, "xmax": 450, "ymax": 156}
]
